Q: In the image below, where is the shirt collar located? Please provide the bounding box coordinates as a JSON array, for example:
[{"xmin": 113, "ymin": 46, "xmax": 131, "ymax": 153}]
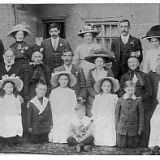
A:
[
  {"xmin": 51, "ymin": 36, "xmax": 59, "ymax": 41},
  {"xmin": 121, "ymin": 34, "xmax": 130, "ymax": 41},
  {"xmin": 123, "ymin": 93, "xmax": 136, "ymax": 100},
  {"xmin": 64, "ymin": 64, "xmax": 72, "ymax": 72}
]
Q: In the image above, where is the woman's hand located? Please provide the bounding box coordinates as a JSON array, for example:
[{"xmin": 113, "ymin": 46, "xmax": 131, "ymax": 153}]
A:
[{"xmin": 17, "ymin": 95, "xmax": 24, "ymax": 104}]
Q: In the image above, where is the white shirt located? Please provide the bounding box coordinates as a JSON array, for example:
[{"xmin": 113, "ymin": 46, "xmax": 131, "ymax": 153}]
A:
[
  {"xmin": 51, "ymin": 37, "xmax": 59, "ymax": 50},
  {"xmin": 64, "ymin": 64, "xmax": 72, "ymax": 73},
  {"xmin": 121, "ymin": 34, "xmax": 130, "ymax": 44},
  {"xmin": 5, "ymin": 65, "xmax": 11, "ymax": 72},
  {"xmin": 143, "ymin": 48, "xmax": 160, "ymax": 73}
]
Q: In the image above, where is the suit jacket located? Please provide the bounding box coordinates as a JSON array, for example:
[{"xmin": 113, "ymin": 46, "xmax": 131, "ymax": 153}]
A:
[
  {"xmin": 0, "ymin": 62, "xmax": 29, "ymax": 99},
  {"xmin": 119, "ymin": 69, "xmax": 152, "ymax": 110},
  {"xmin": 0, "ymin": 39, "xmax": 4, "ymax": 62},
  {"xmin": 111, "ymin": 35, "xmax": 143, "ymax": 79},
  {"xmin": 54, "ymin": 64, "xmax": 87, "ymax": 99},
  {"xmin": 115, "ymin": 97, "xmax": 144, "ymax": 136},
  {"xmin": 41, "ymin": 37, "xmax": 72, "ymax": 70}
]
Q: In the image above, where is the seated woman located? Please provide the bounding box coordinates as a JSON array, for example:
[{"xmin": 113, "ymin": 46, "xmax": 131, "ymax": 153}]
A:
[{"xmin": 85, "ymin": 49, "xmax": 115, "ymax": 117}]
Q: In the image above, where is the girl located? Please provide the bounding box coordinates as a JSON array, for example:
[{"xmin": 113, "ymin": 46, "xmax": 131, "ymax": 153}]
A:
[
  {"xmin": 49, "ymin": 71, "xmax": 77, "ymax": 143},
  {"xmin": 92, "ymin": 77, "xmax": 119, "ymax": 146},
  {"xmin": 85, "ymin": 49, "xmax": 114, "ymax": 117},
  {"xmin": 0, "ymin": 74, "xmax": 23, "ymax": 146}
]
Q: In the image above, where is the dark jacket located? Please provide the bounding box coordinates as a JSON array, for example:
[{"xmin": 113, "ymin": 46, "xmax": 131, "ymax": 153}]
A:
[
  {"xmin": 27, "ymin": 97, "xmax": 53, "ymax": 135},
  {"xmin": 111, "ymin": 35, "xmax": 143, "ymax": 79},
  {"xmin": 26, "ymin": 63, "xmax": 51, "ymax": 101},
  {"xmin": 0, "ymin": 62, "xmax": 29, "ymax": 98},
  {"xmin": 54, "ymin": 64, "xmax": 87, "ymax": 99},
  {"xmin": 115, "ymin": 97, "xmax": 144, "ymax": 136},
  {"xmin": 41, "ymin": 37, "xmax": 72, "ymax": 70},
  {"xmin": 87, "ymin": 67, "xmax": 114, "ymax": 98},
  {"xmin": 0, "ymin": 39, "xmax": 4, "ymax": 62},
  {"xmin": 119, "ymin": 68, "xmax": 152, "ymax": 109}
]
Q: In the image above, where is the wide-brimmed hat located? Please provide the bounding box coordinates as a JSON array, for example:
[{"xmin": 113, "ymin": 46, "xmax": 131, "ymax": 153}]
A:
[
  {"xmin": 94, "ymin": 77, "xmax": 120, "ymax": 93},
  {"xmin": 0, "ymin": 74, "xmax": 23, "ymax": 91},
  {"xmin": 142, "ymin": 25, "xmax": 160, "ymax": 40},
  {"xmin": 84, "ymin": 49, "xmax": 115, "ymax": 64},
  {"xmin": 8, "ymin": 24, "xmax": 31, "ymax": 37},
  {"xmin": 78, "ymin": 24, "xmax": 100, "ymax": 38},
  {"xmin": 51, "ymin": 71, "xmax": 77, "ymax": 88}
]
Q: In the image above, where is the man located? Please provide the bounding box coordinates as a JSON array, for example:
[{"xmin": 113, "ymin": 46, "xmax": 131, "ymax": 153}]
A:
[
  {"xmin": 0, "ymin": 39, "xmax": 4, "ymax": 62},
  {"xmin": 41, "ymin": 23, "xmax": 72, "ymax": 70},
  {"xmin": 54, "ymin": 50, "xmax": 87, "ymax": 103},
  {"xmin": 111, "ymin": 19, "xmax": 143, "ymax": 80}
]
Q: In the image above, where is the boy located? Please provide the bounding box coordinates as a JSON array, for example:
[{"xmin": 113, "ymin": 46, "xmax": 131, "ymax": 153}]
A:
[
  {"xmin": 115, "ymin": 81, "xmax": 144, "ymax": 148},
  {"xmin": 67, "ymin": 103, "xmax": 94, "ymax": 152},
  {"xmin": 27, "ymin": 81, "xmax": 53, "ymax": 144},
  {"xmin": 119, "ymin": 53, "xmax": 152, "ymax": 147}
]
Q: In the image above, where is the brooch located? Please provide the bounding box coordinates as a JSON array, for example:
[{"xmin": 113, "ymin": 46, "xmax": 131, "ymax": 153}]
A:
[{"xmin": 60, "ymin": 43, "xmax": 63, "ymax": 46}]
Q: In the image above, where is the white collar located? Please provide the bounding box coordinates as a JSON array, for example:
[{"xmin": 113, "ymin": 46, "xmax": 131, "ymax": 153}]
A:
[
  {"xmin": 64, "ymin": 64, "xmax": 72, "ymax": 72},
  {"xmin": 30, "ymin": 96, "xmax": 49, "ymax": 114},
  {"xmin": 121, "ymin": 34, "xmax": 130, "ymax": 43},
  {"xmin": 123, "ymin": 93, "xmax": 136, "ymax": 100},
  {"xmin": 51, "ymin": 36, "xmax": 59, "ymax": 41}
]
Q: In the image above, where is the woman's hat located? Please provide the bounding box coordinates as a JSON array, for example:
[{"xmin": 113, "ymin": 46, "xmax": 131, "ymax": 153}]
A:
[
  {"xmin": 0, "ymin": 74, "xmax": 23, "ymax": 91},
  {"xmin": 94, "ymin": 77, "xmax": 120, "ymax": 93},
  {"xmin": 8, "ymin": 24, "xmax": 31, "ymax": 37},
  {"xmin": 51, "ymin": 71, "xmax": 77, "ymax": 88},
  {"xmin": 78, "ymin": 24, "xmax": 100, "ymax": 38},
  {"xmin": 28, "ymin": 45, "xmax": 44, "ymax": 59},
  {"xmin": 142, "ymin": 25, "xmax": 160, "ymax": 40},
  {"xmin": 84, "ymin": 49, "xmax": 115, "ymax": 64}
]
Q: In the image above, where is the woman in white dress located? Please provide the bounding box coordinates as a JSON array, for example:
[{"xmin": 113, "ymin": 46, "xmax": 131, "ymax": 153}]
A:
[
  {"xmin": 49, "ymin": 71, "xmax": 77, "ymax": 143},
  {"xmin": 0, "ymin": 75, "xmax": 23, "ymax": 145},
  {"xmin": 92, "ymin": 77, "xmax": 119, "ymax": 146},
  {"xmin": 73, "ymin": 24, "xmax": 101, "ymax": 79}
]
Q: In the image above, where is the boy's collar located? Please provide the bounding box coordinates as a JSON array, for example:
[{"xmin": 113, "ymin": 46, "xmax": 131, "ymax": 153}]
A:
[{"xmin": 123, "ymin": 93, "xmax": 136, "ymax": 100}]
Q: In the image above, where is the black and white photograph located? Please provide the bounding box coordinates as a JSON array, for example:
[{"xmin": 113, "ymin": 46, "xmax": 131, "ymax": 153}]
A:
[{"xmin": 0, "ymin": 1, "xmax": 159, "ymax": 158}]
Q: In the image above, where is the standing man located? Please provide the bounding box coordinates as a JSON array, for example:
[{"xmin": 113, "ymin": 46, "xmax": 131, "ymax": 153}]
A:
[
  {"xmin": 41, "ymin": 23, "xmax": 72, "ymax": 70},
  {"xmin": 54, "ymin": 50, "xmax": 87, "ymax": 104},
  {"xmin": 111, "ymin": 19, "xmax": 143, "ymax": 80}
]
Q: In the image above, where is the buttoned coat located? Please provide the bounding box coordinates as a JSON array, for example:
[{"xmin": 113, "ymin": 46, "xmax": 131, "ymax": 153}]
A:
[
  {"xmin": 41, "ymin": 37, "xmax": 72, "ymax": 70},
  {"xmin": 54, "ymin": 64, "xmax": 87, "ymax": 100},
  {"xmin": 115, "ymin": 97, "xmax": 144, "ymax": 136},
  {"xmin": 111, "ymin": 35, "xmax": 143, "ymax": 79}
]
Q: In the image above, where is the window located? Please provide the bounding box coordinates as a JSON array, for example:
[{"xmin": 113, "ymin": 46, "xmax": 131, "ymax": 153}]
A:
[{"xmin": 86, "ymin": 21, "xmax": 119, "ymax": 50}]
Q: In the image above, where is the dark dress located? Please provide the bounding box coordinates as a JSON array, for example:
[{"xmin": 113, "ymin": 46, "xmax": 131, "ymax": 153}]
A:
[
  {"xmin": 119, "ymin": 68, "xmax": 152, "ymax": 147},
  {"xmin": 26, "ymin": 63, "xmax": 51, "ymax": 101}
]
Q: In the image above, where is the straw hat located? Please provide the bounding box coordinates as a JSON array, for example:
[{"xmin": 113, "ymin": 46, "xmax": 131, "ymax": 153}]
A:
[
  {"xmin": 84, "ymin": 49, "xmax": 115, "ymax": 64},
  {"xmin": 142, "ymin": 25, "xmax": 160, "ymax": 40},
  {"xmin": 8, "ymin": 24, "xmax": 31, "ymax": 37},
  {"xmin": 51, "ymin": 71, "xmax": 77, "ymax": 88},
  {"xmin": 94, "ymin": 77, "xmax": 120, "ymax": 93},
  {"xmin": 78, "ymin": 24, "xmax": 100, "ymax": 38},
  {"xmin": 0, "ymin": 74, "xmax": 23, "ymax": 91}
]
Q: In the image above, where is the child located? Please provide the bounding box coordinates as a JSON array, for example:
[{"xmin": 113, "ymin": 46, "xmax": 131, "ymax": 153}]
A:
[
  {"xmin": 0, "ymin": 74, "xmax": 23, "ymax": 146},
  {"xmin": 27, "ymin": 45, "xmax": 51, "ymax": 100},
  {"xmin": 119, "ymin": 53, "xmax": 152, "ymax": 147},
  {"xmin": 49, "ymin": 71, "xmax": 77, "ymax": 143},
  {"xmin": 92, "ymin": 77, "xmax": 119, "ymax": 146},
  {"xmin": 115, "ymin": 81, "xmax": 144, "ymax": 148},
  {"xmin": 27, "ymin": 81, "xmax": 53, "ymax": 144},
  {"xmin": 67, "ymin": 103, "xmax": 94, "ymax": 152}
]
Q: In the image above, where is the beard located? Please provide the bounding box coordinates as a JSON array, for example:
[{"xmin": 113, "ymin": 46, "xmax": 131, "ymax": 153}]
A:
[{"xmin": 4, "ymin": 59, "xmax": 15, "ymax": 66}]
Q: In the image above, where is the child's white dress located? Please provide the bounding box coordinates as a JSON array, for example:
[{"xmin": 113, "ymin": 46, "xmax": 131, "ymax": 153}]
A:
[
  {"xmin": 149, "ymin": 103, "xmax": 160, "ymax": 147},
  {"xmin": 49, "ymin": 87, "xmax": 77, "ymax": 143},
  {"xmin": 0, "ymin": 94, "xmax": 23, "ymax": 138},
  {"xmin": 92, "ymin": 93, "xmax": 118, "ymax": 146}
]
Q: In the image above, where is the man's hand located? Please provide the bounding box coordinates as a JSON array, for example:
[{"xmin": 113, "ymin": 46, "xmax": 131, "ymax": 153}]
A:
[{"xmin": 77, "ymin": 97, "xmax": 85, "ymax": 104}]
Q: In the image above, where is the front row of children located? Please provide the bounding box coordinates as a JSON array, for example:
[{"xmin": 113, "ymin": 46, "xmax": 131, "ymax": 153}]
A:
[{"xmin": 0, "ymin": 67, "xmax": 146, "ymax": 152}]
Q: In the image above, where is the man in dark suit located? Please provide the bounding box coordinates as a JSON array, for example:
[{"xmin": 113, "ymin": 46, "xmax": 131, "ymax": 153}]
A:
[
  {"xmin": 111, "ymin": 19, "xmax": 143, "ymax": 80},
  {"xmin": 0, "ymin": 39, "xmax": 4, "ymax": 62},
  {"xmin": 41, "ymin": 23, "xmax": 72, "ymax": 71},
  {"xmin": 54, "ymin": 50, "xmax": 87, "ymax": 103}
]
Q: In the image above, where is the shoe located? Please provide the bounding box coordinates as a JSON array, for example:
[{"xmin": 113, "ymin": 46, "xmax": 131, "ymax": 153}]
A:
[
  {"xmin": 76, "ymin": 144, "xmax": 81, "ymax": 153},
  {"xmin": 84, "ymin": 145, "xmax": 92, "ymax": 152}
]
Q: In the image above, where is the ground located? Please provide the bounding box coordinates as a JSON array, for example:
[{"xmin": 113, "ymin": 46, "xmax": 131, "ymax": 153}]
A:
[{"xmin": 0, "ymin": 142, "xmax": 151, "ymax": 155}]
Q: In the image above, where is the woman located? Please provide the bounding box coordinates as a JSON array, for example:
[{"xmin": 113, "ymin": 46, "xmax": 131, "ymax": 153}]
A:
[
  {"xmin": 8, "ymin": 23, "xmax": 31, "ymax": 65},
  {"xmin": 85, "ymin": 49, "xmax": 115, "ymax": 117},
  {"xmin": 73, "ymin": 24, "xmax": 101, "ymax": 79},
  {"xmin": 142, "ymin": 25, "xmax": 160, "ymax": 147}
]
